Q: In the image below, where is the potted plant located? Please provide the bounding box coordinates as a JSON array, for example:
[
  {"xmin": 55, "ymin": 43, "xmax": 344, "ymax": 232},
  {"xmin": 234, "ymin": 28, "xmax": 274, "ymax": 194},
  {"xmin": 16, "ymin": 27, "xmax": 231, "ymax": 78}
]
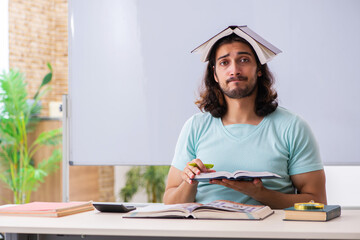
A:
[
  {"xmin": 120, "ymin": 165, "xmax": 170, "ymax": 203},
  {"xmin": 0, "ymin": 63, "xmax": 62, "ymax": 204}
]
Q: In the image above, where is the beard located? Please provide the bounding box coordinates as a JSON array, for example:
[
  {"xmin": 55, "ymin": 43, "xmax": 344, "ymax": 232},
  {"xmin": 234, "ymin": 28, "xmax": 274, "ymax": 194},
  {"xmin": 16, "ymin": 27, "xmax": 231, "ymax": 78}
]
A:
[{"xmin": 220, "ymin": 76, "xmax": 258, "ymax": 99}]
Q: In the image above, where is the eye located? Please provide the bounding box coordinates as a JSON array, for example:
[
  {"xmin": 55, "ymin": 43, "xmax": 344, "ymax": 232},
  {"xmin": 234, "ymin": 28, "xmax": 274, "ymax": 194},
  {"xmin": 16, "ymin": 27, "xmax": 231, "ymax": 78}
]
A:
[
  {"xmin": 219, "ymin": 60, "xmax": 228, "ymax": 66},
  {"xmin": 239, "ymin": 58, "xmax": 250, "ymax": 63}
]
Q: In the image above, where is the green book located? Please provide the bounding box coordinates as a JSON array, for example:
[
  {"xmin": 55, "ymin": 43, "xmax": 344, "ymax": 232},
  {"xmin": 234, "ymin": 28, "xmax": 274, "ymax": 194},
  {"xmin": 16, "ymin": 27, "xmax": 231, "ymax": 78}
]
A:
[{"xmin": 284, "ymin": 205, "xmax": 341, "ymax": 221}]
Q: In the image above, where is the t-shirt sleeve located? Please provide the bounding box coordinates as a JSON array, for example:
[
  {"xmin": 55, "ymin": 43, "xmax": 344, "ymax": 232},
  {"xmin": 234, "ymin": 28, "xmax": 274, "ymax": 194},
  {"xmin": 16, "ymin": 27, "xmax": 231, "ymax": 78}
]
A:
[
  {"xmin": 171, "ymin": 117, "xmax": 197, "ymax": 171},
  {"xmin": 287, "ymin": 116, "xmax": 324, "ymax": 175}
]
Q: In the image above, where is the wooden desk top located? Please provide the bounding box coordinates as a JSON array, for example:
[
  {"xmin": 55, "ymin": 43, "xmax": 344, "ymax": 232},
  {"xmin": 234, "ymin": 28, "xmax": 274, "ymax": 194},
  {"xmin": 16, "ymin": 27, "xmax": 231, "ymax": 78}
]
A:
[{"xmin": 0, "ymin": 209, "xmax": 360, "ymax": 239}]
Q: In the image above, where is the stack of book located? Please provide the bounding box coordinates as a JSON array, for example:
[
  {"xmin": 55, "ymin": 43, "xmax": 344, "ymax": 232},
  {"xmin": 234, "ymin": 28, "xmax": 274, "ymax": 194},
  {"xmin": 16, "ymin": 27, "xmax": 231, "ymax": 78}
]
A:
[{"xmin": 0, "ymin": 201, "xmax": 94, "ymax": 217}]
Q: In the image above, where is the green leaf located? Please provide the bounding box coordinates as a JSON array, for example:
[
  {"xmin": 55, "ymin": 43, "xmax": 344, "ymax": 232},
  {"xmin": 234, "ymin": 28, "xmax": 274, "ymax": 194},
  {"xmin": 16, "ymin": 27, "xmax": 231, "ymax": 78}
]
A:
[
  {"xmin": 33, "ymin": 169, "xmax": 48, "ymax": 181},
  {"xmin": 47, "ymin": 62, "xmax": 53, "ymax": 72},
  {"xmin": 36, "ymin": 149, "xmax": 61, "ymax": 174},
  {"xmin": 32, "ymin": 128, "xmax": 62, "ymax": 147},
  {"xmin": 119, "ymin": 166, "xmax": 142, "ymax": 202},
  {"xmin": 0, "ymin": 69, "xmax": 29, "ymax": 118},
  {"xmin": 41, "ymin": 73, "xmax": 52, "ymax": 88},
  {"xmin": 33, "ymin": 64, "xmax": 52, "ymax": 100}
]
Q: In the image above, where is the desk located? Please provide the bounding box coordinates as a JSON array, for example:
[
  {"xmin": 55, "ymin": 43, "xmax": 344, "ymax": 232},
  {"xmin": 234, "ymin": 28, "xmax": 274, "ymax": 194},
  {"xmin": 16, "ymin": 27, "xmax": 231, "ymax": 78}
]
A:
[{"xmin": 0, "ymin": 209, "xmax": 360, "ymax": 240}]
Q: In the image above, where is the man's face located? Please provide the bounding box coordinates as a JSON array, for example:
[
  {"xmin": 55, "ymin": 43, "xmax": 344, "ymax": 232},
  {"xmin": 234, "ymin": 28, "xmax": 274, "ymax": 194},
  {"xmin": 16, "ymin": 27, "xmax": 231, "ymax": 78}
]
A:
[{"xmin": 213, "ymin": 41, "xmax": 262, "ymax": 99}]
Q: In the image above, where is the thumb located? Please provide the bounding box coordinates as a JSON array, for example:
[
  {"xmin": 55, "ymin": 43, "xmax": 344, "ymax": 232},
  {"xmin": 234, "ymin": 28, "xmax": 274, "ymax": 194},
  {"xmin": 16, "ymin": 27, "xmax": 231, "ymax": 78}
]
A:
[{"xmin": 253, "ymin": 178, "xmax": 262, "ymax": 185}]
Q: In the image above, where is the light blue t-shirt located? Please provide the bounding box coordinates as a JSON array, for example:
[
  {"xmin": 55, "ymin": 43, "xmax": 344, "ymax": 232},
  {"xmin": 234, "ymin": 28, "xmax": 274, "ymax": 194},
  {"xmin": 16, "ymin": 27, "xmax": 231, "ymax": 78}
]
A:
[{"xmin": 171, "ymin": 107, "xmax": 323, "ymax": 205}]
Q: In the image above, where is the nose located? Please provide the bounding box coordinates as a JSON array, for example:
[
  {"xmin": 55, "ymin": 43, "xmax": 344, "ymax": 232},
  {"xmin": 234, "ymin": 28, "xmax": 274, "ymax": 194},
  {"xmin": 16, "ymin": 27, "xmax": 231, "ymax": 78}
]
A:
[{"xmin": 229, "ymin": 61, "xmax": 241, "ymax": 76}]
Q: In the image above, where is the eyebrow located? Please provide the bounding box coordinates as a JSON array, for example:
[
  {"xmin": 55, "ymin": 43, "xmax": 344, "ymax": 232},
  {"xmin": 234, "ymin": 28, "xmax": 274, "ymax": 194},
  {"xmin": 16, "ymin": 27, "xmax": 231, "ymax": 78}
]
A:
[{"xmin": 217, "ymin": 51, "xmax": 252, "ymax": 61}]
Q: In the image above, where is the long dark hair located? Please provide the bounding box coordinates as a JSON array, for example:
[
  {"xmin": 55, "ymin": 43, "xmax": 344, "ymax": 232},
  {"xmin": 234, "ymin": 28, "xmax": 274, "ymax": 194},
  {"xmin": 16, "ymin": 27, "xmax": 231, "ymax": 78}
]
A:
[{"xmin": 195, "ymin": 34, "xmax": 278, "ymax": 118}]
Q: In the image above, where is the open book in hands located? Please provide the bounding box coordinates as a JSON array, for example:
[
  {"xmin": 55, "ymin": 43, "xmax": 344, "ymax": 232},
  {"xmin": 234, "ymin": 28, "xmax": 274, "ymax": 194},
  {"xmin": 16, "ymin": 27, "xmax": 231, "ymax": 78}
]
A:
[
  {"xmin": 191, "ymin": 170, "xmax": 282, "ymax": 182},
  {"xmin": 123, "ymin": 200, "xmax": 273, "ymax": 220}
]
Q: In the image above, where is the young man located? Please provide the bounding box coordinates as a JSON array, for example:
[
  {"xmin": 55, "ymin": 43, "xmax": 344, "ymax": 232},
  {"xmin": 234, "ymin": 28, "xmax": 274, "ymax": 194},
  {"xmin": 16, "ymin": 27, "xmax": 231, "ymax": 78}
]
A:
[{"xmin": 163, "ymin": 27, "xmax": 327, "ymax": 209}]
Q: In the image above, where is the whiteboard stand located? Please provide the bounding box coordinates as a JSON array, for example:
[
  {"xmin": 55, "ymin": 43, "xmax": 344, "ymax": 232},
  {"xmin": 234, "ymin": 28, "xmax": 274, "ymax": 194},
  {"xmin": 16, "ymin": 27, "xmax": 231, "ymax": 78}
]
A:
[{"xmin": 62, "ymin": 94, "xmax": 70, "ymax": 202}]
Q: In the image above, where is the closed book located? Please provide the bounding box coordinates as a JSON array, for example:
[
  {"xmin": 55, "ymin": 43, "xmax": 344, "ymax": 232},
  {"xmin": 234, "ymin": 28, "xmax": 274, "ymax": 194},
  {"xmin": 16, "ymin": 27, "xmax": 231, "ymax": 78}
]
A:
[
  {"xmin": 0, "ymin": 201, "xmax": 94, "ymax": 217},
  {"xmin": 284, "ymin": 205, "xmax": 341, "ymax": 221},
  {"xmin": 124, "ymin": 200, "xmax": 273, "ymax": 220}
]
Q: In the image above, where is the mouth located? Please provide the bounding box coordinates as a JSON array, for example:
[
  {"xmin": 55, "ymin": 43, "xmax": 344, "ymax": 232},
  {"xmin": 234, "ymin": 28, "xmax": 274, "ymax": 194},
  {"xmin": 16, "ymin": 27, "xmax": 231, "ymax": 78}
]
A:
[{"xmin": 226, "ymin": 76, "xmax": 247, "ymax": 84}]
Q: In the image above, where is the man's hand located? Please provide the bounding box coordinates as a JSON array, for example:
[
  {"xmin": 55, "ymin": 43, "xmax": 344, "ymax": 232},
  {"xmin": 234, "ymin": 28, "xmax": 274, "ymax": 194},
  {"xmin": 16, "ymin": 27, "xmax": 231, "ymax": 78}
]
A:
[
  {"xmin": 210, "ymin": 178, "xmax": 264, "ymax": 197},
  {"xmin": 182, "ymin": 159, "xmax": 215, "ymax": 184},
  {"xmin": 163, "ymin": 159, "xmax": 216, "ymax": 204},
  {"xmin": 209, "ymin": 170, "xmax": 327, "ymax": 209}
]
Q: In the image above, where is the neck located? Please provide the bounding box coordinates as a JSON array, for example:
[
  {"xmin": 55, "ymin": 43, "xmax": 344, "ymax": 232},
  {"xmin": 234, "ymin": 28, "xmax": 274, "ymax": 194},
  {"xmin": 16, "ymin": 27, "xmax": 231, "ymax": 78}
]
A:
[{"xmin": 222, "ymin": 92, "xmax": 263, "ymax": 126}]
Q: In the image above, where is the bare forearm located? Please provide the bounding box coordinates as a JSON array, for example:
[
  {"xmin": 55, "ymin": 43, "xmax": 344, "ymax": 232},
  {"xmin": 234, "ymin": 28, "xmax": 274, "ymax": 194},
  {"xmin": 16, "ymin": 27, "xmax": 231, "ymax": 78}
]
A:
[
  {"xmin": 163, "ymin": 181, "xmax": 198, "ymax": 204},
  {"xmin": 253, "ymin": 187, "xmax": 327, "ymax": 209}
]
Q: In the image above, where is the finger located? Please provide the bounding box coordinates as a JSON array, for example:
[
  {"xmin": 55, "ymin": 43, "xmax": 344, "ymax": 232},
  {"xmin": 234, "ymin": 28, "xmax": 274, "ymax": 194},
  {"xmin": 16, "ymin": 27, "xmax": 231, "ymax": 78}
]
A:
[
  {"xmin": 181, "ymin": 170, "xmax": 196, "ymax": 184},
  {"xmin": 192, "ymin": 159, "xmax": 207, "ymax": 172},
  {"xmin": 185, "ymin": 177, "xmax": 195, "ymax": 185},
  {"xmin": 186, "ymin": 172, "xmax": 199, "ymax": 185},
  {"xmin": 209, "ymin": 179, "xmax": 225, "ymax": 185},
  {"xmin": 184, "ymin": 167, "xmax": 196, "ymax": 179},
  {"xmin": 252, "ymin": 178, "xmax": 263, "ymax": 186},
  {"xmin": 187, "ymin": 165, "xmax": 201, "ymax": 175},
  {"xmin": 187, "ymin": 159, "xmax": 203, "ymax": 174},
  {"xmin": 185, "ymin": 162, "xmax": 196, "ymax": 173}
]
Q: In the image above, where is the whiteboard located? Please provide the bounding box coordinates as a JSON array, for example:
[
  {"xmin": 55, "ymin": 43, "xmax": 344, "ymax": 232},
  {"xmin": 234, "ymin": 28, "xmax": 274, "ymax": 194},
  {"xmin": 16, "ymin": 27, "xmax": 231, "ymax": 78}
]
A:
[{"xmin": 68, "ymin": 0, "xmax": 360, "ymax": 165}]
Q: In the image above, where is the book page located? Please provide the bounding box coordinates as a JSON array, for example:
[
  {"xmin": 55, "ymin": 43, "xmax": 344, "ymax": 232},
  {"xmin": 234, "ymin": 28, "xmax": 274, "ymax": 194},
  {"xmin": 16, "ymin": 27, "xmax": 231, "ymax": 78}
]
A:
[
  {"xmin": 233, "ymin": 171, "xmax": 281, "ymax": 178},
  {"xmin": 132, "ymin": 203, "xmax": 203, "ymax": 214},
  {"xmin": 194, "ymin": 171, "xmax": 233, "ymax": 179},
  {"xmin": 199, "ymin": 200, "xmax": 265, "ymax": 213}
]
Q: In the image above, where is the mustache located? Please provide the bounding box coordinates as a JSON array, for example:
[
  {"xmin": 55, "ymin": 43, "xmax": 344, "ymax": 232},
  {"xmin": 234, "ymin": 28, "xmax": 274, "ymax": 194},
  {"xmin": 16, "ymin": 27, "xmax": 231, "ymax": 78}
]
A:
[{"xmin": 226, "ymin": 76, "xmax": 248, "ymax": 83}]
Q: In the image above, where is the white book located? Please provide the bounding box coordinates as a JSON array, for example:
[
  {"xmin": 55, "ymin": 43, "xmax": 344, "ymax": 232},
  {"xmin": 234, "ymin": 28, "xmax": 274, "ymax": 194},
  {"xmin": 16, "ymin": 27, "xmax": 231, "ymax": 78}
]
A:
[
  {"xmin": 191, "ymin": 170, "xmax": 282, "ymax": 182},
  {"xmin": 191, "ymin": 25, "xmax": 282, "ymax": 64}
]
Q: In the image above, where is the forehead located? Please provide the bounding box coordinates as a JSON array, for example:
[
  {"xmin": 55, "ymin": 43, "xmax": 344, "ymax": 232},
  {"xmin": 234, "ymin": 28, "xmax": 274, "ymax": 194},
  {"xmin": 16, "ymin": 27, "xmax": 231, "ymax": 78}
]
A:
[{"xmin": 215, "ymin": 41, "xmax": 254, "ymax": 59}]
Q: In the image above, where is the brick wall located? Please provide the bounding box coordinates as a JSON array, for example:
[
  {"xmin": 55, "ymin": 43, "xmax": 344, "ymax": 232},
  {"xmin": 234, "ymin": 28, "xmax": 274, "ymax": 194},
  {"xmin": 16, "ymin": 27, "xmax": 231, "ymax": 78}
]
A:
[
  {"xmin": 9, "ymin": 0, "xmax": 68, "ymax": 116},
  {"xmin": 7, "ymin": 0, "xmax": 115, "ymax": 202},
  {"xmin": 99, "ymin": 166, "xmax": 115, "ymax": 202}
]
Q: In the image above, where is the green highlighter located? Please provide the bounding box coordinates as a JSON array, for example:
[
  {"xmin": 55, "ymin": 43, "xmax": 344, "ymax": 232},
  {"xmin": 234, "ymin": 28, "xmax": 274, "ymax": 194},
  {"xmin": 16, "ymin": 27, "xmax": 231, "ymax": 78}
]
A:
[{"xmin": 189, "ymin": 163, "xmax": 214, "ymax": 169}]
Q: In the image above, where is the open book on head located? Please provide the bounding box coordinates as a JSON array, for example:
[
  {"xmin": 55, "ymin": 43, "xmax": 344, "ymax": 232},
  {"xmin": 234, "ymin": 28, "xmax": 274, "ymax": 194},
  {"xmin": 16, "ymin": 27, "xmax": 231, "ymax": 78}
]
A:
[
  {"xmin": 123, "ymin": 200, "xmax": 273, "ymax": 220},
  {"xmin": 191, "ymin": 25, "xmax": 282, "ymax": 65},
  {"xmin": 191, "ymin": 170, "xmax": 282, "ymax": 182}
]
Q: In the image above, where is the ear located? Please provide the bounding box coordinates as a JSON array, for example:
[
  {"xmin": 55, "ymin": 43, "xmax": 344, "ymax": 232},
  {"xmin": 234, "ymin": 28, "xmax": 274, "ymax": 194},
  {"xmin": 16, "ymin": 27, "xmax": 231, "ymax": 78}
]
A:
[
  {"xmin": 257, "ymin": 70, "xmax": 262, "ymax": 77},
  {"xmin": 213, "ymin": 66, "xmax": 219, "ymax": 83}
]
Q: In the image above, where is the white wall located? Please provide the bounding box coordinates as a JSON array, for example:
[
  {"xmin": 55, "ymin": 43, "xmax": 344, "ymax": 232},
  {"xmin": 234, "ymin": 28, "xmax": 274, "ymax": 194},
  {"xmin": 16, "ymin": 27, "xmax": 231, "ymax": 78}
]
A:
[
  {"xmin": 0, "ymin": 0, "xmax": 9, "ymax": 72},
  {"xmin": 324, "ymin": 166, "xmax": 360, "ymax": 207}
]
